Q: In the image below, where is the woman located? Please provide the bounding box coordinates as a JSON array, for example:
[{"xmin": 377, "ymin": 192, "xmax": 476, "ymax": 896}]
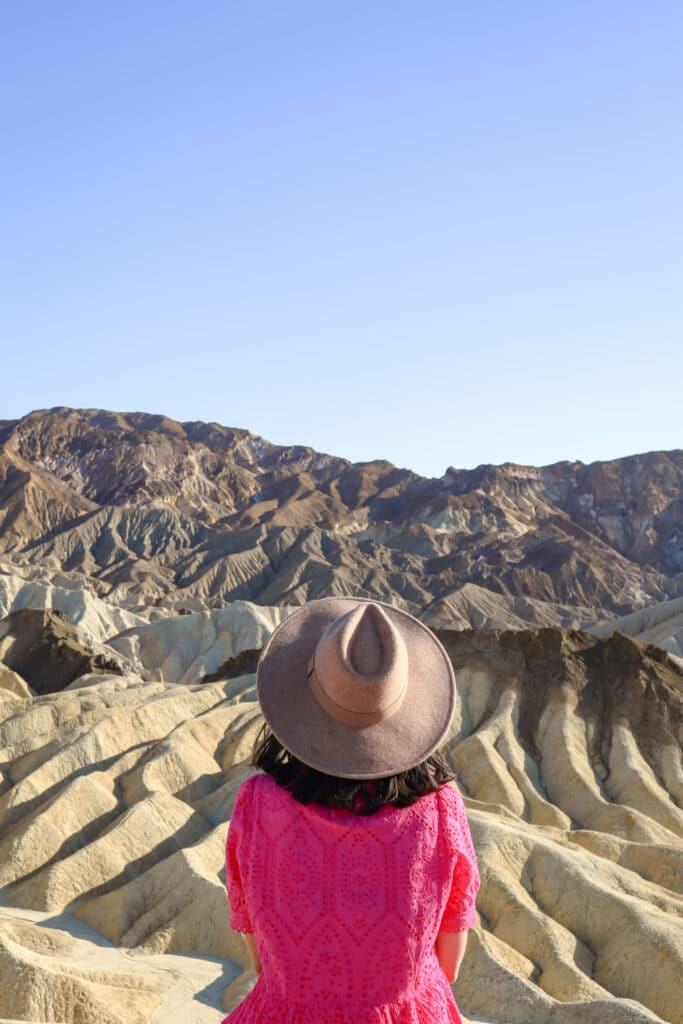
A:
[{"xmin": 223, "ymin": 596, "xmax": 480, "ymax": 1023}]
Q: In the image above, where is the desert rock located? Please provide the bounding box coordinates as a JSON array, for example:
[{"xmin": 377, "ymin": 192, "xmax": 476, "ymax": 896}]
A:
[
  {"xmin": 0, "ymin": 608, "xmax": 135, "ymax": 694},
  {"xmin": 0, "ymin": 617, "xmax": 680, "ymax": 1023}
]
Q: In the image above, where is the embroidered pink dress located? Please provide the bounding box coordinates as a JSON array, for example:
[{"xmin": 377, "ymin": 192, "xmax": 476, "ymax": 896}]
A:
[{"xmin": 223, "ymin": 771, "xmax": 480, "ymax": 1024}]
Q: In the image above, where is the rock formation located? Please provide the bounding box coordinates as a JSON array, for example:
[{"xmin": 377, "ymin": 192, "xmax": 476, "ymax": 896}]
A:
[
  {"xmin": 0, "ymin": 407, "xmax": 681, "ymax": 627},
  {"xmin": 107, "ymin": 600, "xmax": 292, "ymax": 683},
  {"xmin": 0, "ymin": 564, "xmax": 150, "ymax": 642},
  {"xmin": 0, "ymin": 615, "xmax": 680, "ymax": 1023},
  {"xmin": 589, "ymin": 592, "xmax": 683, "ymax": 663},
  {"xmin": 0, "ymin": 608, "xmax": 135, "ymax": 694}
]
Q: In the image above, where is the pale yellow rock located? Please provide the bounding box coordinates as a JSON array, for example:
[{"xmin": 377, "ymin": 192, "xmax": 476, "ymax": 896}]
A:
[
  {"xmin": 0, "ymin": 916, "xmax": 172, "ymax": 1024},
  {"xmin": 0, "ymin": 689, "xmax": 20, "ymax": 710},
  {"xmin": 471, "ymin": 811, "xmax": 683, "ymax": 1021},
  {"xmin": 0, "ymin": 772, "xmax": 118, "ymax": 887},
  {"xmin": 0, "ymin": 663, "xmax": 31, "ymax": 699},
  {"xmin": 75, "ymin": 824, "xmax": 248, "ymax": 966},
  {"xmin": 0, "ymin": 618, "xmax": 681, "ymax": 1024},
  {"xmin": 0, "ymin": 569, "xmax": 149, "ymax": 644},
  {"xmin": 589, "ymin": 593, "xmax": 683, "ymax": 658},
  {"xmin": 0, "ymin": 905, "xmax": 231, "ymax": 1024},
  {"xmin": 606, "ymin": 719, "xmax": 683, "ymax": 839},
  {"xmin": 107, "ymin": 599, "xmax": 295, "ymax": 682},
  {"xmin": 535, "ymin": 689, "xmax": 678, "ymax": 843},
  {"xmin": 448, "ymin": 685, "xmax": 571, "ymax": 829},
  {"xmin": 10, "ymin": 790, "xmax": 208, "ymax": 912},
  {"xmin": 222, "ymin": 969, "xmax": 260, "ymax": 1013}
]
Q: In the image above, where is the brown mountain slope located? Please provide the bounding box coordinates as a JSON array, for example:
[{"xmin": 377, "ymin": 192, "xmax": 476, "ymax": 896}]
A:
[
  {"xmin": 0, "ymin": 406, "xmax": 681, "ymax": 626},
  {"xmin": 0, "ymin": 448, "xmax": 97, "ymax": 549}
]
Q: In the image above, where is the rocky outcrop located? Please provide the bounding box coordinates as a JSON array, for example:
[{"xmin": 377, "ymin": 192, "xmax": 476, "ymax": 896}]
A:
[
  {"xmin": 589, "ymin": 592, "xmax": 683, "ymax": 661},
  {"xmin": 0, "ymin": 564, "xmax": 150, "ymax": 642},
  {"xmin": 0, "ymin": 910, "xmax": 174, "ymax": 1023},
  {"xmin": 107, "ymin": 600, "xmax": 291, "ymax": 683},
  {"xmin": 0, "ymin": 608, "xmax": 135, "ymax": 694},
  {"xmin": 435, "ymin": 626, "xmax": 683, "ymax": 845},
  {"xmin": 0, "ymin": 662, "xmax": 32, "ymax": 701}
]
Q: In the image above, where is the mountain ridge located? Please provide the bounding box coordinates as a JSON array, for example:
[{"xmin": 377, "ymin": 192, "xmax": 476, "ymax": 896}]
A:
[{"xmin": 0, "ymin": 406, "xmax": 681, "ymax": 628}]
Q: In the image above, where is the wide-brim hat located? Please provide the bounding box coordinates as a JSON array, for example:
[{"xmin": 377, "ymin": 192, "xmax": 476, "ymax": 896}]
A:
[{"xmin": 255, "ymin": 596, "xmax": 456, "ymax": 780}]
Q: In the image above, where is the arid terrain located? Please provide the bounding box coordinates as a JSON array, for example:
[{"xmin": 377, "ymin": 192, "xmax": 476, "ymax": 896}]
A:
[
  {"xmin": 1, "ymin": 407, "xmax": 682, "ymax": 629},
  {"xmin": 0, "ymin": 407, "xmax": 681, "ymax": 1023}
]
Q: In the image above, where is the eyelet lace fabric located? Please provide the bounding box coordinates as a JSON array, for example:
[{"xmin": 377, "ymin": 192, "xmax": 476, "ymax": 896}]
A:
[{"xmin": 224, "ymin": 773, "xmax": 480, "ymax": 1024}]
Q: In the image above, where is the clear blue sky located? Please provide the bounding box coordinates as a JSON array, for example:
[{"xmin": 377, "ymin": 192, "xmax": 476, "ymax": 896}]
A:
[{"xmin": 2, "ymin": 2, "xmax": 681, "ymax": 478}]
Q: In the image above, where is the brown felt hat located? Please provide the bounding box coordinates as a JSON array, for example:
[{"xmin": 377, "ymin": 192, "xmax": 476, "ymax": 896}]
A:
[{"xmin": 256, "ymin": 596, "xmax": 456, "ymax": 779}]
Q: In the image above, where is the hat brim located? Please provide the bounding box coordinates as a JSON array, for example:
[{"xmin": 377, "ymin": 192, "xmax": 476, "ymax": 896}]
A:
[{"xmin": 256, "ymin": 596, "xmax": 456, "ymax": 780}]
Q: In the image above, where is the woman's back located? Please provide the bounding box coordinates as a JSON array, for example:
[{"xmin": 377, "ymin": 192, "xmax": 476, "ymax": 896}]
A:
[{"xmin": 224, "ymin": 771, "xmax": 480, "ymax": 1024}]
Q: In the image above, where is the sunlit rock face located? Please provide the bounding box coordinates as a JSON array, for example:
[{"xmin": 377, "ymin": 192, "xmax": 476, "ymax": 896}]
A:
[
  {"xmin": 1, "ymin": 407, "xmax": 681, "ymax": 626},
  {"xmin": 589, "ymin": 592, "xmax": 683, "ymax": 662},
  {"xmin": 0, "ymin": 616, "xmax": 680, "ymax": 1024},
  {"xmin": 436, "ymin": 627, "xmax": 683, "ymax": 1024}
]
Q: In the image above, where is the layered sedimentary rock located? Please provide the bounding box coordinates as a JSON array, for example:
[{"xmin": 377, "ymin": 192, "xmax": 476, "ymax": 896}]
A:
[
  {"xmin": 0, "ymin": 621, "xmax": 680, "ymax": 1024},
  {"xmin": 0, "ymin": 407, "xmax": 681, "ymax": 627},
  {"xmin": 437, "ymin": 628, "xmax": 683, "ymax": 1023},
  {"xmin": 107, "ymin": 601, "xmax": 291, "ymax": 683},
  {"xmin": 0, "ymin": 566, "xmax": 150, "ymax": 642},
  {"xmin": 0, "ymin": 572, "xmax": 283, "ymax": 692},
  {"xmin": 0, "ymin": 608, "xmax": 135, "ymax": 694},
  {"xmin": 589, "ymin": 592, "xmax": 683, "ymax": 661}
]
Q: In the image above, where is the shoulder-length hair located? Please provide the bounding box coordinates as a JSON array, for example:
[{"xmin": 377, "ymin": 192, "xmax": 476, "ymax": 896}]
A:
[{"xmin": 250, "ymin": 721, "xmax": 456, "ymax": 815}]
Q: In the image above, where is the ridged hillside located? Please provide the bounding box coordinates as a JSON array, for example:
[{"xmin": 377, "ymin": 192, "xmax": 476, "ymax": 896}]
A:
[
  {"xmin": 0, "ymin": 614, "xmax": 681, "ymax": 1023},
  {"xmin": 0, "ymin": 407, "xmax": 682, "ymax": 630}
]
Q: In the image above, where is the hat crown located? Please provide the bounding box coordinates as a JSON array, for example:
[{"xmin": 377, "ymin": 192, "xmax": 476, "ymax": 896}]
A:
[
  {"xmin": 347, "ymin": 605, "xmax": 384, "ymax": 675},
  {"xmin": 310, "ymin": 602, "xmax": 409, "ymax": 721}
]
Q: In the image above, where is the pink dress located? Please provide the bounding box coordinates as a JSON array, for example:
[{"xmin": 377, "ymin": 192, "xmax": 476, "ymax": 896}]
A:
[{"xmin": 223, "ymin": 771, "xmax": 480, "ymax": 1024}]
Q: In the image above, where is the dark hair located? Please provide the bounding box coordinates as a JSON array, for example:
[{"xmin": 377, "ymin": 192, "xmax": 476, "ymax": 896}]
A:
[{"xmin": 250, "ymin": 722, "xmax": 457, "ymax": 815}]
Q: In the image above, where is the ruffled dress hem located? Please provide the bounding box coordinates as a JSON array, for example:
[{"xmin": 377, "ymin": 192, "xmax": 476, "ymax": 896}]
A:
[{"xmin": 222, "ymin": 963, "xmax": 463, "ymax": 1024}]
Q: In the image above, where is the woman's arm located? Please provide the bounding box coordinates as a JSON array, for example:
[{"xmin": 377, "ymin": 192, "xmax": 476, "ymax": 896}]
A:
[
  {"xmin": 242, "ymin": 933, "xmax": 262, "ymax": 974},
  {"xmin": 435, "ymin": 929, "xmax": 469, "ymax": 984}
]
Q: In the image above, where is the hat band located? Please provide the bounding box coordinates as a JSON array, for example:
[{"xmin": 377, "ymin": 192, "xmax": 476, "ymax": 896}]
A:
[{"xmin": 306, "ymin": 655, "xmax": 405, "ymax": 727}]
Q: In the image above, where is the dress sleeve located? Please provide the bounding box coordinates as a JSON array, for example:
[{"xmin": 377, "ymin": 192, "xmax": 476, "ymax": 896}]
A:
[
  {"xmin": 225, "ymin": 777, "xmax": 255, "ymax": 934},
  {"xmin": 438, "ymin": 783, "xmax": 481, "ymax": 933}
]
